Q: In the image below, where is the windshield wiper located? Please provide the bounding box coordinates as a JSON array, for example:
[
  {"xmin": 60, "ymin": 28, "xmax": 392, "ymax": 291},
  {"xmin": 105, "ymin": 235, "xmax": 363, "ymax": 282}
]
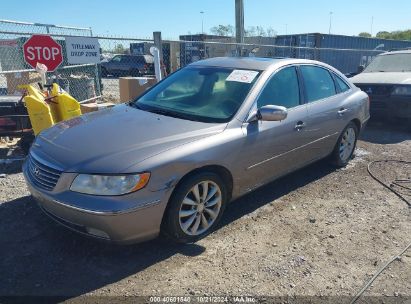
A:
[
  {"xmin": 129, "ymin": 103, "xmax": 208, "ymax": 122},
  {"xmin": 128, "ymin": 102, "xmax": 144, "ymax": 110},
  {"xmin": 146, "ymin": 108, "xmax": 197, "ymax": 120}
]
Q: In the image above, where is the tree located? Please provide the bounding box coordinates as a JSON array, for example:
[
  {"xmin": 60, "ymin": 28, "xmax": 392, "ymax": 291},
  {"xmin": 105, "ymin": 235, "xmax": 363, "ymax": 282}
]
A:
[
  {"xmin": 210, "ymin": 24, "xmax": 234, "ymax": 36},
  {"xmin": 266, "ymin": 27, "xmax": 277, "ymax": 38},
  {"xmin": 255, "ymin": 26, "xmax": 266, "ymax": 36},
  {"xmin": 245, "ymin": 25, "xmax": 277, "ymax": 37},
  {"xmin": 113, "ymin": 43, "xmax": 126, "ymax": 54},
  {"xmin": 376, "ymin": 30, "xmax": 411, "ymax": 40},
  {"xmin": 245, "ymin": 26, "xmax": 257, "ymax": 37},
  {"xmin": 358, "ymin": 32, "xmax": 372, "ymax": 38},
  {"xmin": 376, "ymin": 31, "xmax": 391, "ymax": 39},
  {"xmin": 210, "ymin": 24, "xmax": 277, "ymax": 38}
]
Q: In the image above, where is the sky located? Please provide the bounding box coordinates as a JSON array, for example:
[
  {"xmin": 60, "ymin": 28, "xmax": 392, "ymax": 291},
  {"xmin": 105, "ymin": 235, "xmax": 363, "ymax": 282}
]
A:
[{"xmin": 1, "ymin": 0, "xmax": 410, "ymax": 39}]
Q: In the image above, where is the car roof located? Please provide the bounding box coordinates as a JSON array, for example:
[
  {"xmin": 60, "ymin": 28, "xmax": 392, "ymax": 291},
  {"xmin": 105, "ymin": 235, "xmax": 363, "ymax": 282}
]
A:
[{"xmin": 189, "ymin": 57, "xmax": 321, "ymax": 71}]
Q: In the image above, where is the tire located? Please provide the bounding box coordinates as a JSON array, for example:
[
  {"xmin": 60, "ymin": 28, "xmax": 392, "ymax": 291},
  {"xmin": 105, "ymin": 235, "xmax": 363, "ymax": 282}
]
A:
[
  {"xmin": 130, "ymin": 69, "xmax": 141, "ymax": 77},
  {"xmin": 19, "ymin": 134, "xmax": 35, "ymax": 155},
  {"xmin": 101, "ymin": 67, "xmax": 108, "ymax": 77},
  {"xmin": 161, "ymin": 171, "xmax": 228, "ymax": 243},
  {"xmin": 331, "ymin": 122, "xmax": 358, "ymax": 167}
]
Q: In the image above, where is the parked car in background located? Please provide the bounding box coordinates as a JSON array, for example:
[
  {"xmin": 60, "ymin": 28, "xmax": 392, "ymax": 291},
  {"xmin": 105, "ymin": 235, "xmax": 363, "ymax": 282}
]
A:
[
  {"xmin": 351, "ymin": 50, "xmax": 411, "ymax": 124},
  {"xmin": 100, "ymin": 54, "xmax": 154, "ymax": 77},
  {"xmin": 100, "ymin": 53, "xmax": 116, "ymax": 63},
  {"xmin": 23, "ymin": 57, "xmax": 369, "ymax": 244}
]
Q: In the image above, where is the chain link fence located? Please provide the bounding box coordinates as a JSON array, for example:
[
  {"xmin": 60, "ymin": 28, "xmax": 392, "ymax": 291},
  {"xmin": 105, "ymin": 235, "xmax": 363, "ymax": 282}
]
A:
[
  {"xmin": 3, "ymin": 20, "xmax": 409, "ymax": 106},
  {"xmin": 0, "ymin": 20, "xmax": 155, "ymax": 104},
  {"xmin": 0, "ymin": 20, "xmax": 99, "ymax": 101},
  {"xmin": 165, "ymin": 38, "xmax": 386, "ymax": 77}
]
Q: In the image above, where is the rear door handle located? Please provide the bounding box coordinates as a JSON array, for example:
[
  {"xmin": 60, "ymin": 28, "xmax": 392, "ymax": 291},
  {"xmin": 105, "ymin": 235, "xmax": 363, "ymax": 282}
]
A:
[
  {"xmin": 338, "ymin": 108, "xmax": 348, "ymax": 115},
  {"xmin": 295, "ymin": 121, "xmax": 306, "ymax": 131}
]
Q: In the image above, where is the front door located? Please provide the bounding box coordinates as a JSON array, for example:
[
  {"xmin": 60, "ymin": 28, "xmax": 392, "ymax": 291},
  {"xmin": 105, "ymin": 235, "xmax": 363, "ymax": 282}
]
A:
[{"xmin": 239, "ymin": 66, "xmax": 311, "ymax": 192}]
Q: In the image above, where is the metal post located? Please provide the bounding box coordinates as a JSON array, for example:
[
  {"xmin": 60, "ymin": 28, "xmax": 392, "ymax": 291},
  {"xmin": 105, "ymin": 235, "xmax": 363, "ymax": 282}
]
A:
[
  {"xmin": 235, "ymin": 0, "xmax": 244, "ymax": 56},
  {"xmin": 153, "ymin": 31, "xmax": 163, "ymax": 79},
  {"xmin": 329, "ymin": 12, "xmax": 333, "ymax": 35},
  {"xmin": 200, "ymin": 11, "xmax": 204, "ymax": 34}
]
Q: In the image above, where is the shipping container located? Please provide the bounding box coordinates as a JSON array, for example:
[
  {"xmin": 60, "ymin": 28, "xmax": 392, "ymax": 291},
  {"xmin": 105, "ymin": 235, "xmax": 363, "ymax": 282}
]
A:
[
  {"xmin": 274, "ymin": 33, "xmax": 411, "ymax": 74},
  {"xmin": 179, "ymin": 34, "xmax": 226, "ymax": 66}
]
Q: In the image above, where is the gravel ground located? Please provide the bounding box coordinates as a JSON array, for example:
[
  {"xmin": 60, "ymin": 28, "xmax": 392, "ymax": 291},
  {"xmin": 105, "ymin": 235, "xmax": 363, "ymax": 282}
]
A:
[{"xmin": 0, "ymin": 121, "xmax": 410, "ymax": 303}]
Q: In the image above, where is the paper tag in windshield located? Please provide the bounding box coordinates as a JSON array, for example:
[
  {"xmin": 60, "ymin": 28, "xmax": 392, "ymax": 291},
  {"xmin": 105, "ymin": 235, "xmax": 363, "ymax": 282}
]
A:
[{"xmin": 226, "ymin": 70, "xmax": 258, "ymax": 83}]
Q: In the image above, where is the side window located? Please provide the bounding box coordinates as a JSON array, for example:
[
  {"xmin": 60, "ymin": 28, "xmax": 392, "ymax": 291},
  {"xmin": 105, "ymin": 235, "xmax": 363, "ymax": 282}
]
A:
[
  {"xmin": 300, "ymin": 66, "xmax": 337, "ymax": 102},
  {"xmin": 334, "ymin": 74, "xmax": 350, "ymax": 92},
  {"xmin": 121, "ymin": 56, "xmax": 131, "ymax": 63},
  {"xmin": 257, "ymin": 66, "xmax": 300, "ymax": 109},
  {"xmin": 111, "ymin": 56, "xmax": 121, "ymax": 62}
]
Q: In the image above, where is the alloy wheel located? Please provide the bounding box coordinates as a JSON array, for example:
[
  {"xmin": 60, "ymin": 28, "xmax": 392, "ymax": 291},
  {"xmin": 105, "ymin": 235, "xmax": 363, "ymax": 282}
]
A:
[
  {"xmin": 339, "ymin": 127, "xmax": 356, "ymax": 162},
  {"xmin": 179, "ymin": 180, "xmax": 222, "ymax": 236}
]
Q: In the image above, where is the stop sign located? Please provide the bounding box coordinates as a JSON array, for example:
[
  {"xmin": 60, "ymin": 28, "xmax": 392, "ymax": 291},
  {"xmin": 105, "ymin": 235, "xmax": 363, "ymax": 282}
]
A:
[{"xmin": 23, "ymin": 35, "xmax": 63, "ymax": 72}]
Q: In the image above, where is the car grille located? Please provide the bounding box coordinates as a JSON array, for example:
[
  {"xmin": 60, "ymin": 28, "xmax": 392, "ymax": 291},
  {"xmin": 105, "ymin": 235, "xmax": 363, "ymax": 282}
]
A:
[
  {"xmin": 356, "ymin": 84, "xmax": 394, "ymax": 97},
  {"xmin": 27, "ymin": 154, "xmax": 62, "ymax": 191}
]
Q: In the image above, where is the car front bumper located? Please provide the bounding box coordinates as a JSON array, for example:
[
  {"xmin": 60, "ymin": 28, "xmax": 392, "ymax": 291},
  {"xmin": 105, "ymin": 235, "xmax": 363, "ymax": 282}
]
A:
[
  {"xmin": 369, "ymin": 96, "xmax": 411, "ymax": 119},
  {"xmin": 23, "ymin": 160, "xmax": 169, "ymax": 244}
]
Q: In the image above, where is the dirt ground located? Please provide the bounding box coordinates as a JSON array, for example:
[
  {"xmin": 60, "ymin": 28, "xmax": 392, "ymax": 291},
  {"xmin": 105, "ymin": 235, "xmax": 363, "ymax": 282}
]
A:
[{"xmin": 0, "ymin": 121, "xmax": 410, "ymax": 303}]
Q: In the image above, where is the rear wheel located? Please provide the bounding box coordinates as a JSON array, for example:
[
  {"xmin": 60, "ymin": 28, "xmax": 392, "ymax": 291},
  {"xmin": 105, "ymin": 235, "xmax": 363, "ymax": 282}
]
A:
[
  {"xmin": 162, "ymin": 172, "xmax": 227, "ymax": 243},
  {"xmin": 331, "ymin": 122, "xmax": 358, "ymax": 167},
  {"xmin": 101, "ymin": 67, "xmax": 108, "ymax": 77}
]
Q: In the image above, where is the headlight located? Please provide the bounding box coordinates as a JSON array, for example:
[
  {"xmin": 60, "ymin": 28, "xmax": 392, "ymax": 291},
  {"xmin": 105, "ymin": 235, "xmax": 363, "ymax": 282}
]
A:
[
  {"xmin": 70, "ymin": 173, "xmax": 150, "ymax": 196},
  {"xmin": 392, "ymin": 85, "xmax": 411, "ymax": 96}
]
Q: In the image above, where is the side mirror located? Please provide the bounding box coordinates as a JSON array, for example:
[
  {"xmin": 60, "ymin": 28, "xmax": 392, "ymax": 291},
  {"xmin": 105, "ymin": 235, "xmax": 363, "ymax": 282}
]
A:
[{"xmin": 247, "ymin": 105, "xmax": 288, "ymax": 122}]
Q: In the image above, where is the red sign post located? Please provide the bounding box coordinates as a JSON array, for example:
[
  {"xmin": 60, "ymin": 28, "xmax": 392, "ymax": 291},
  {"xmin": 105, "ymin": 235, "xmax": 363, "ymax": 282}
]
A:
[{"xmin": 23, "ymin": 35, "xmax": 63, "ymax": 72}]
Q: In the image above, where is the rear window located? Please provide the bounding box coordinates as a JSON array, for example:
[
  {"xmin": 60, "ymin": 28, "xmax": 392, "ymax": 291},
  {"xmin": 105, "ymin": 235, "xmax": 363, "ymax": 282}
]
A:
[
  {"xmin": 334, "ymin": 75, "xmax": 350, "ymax": 92},
  {"xmin": 300, "ymin": 66, "xmax": 337, "ymax": 102}
]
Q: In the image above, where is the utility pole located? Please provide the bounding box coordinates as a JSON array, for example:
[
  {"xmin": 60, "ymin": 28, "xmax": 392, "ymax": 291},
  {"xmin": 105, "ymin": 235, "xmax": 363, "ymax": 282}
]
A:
[
  {"xmin": 328, "ymin": 11, "xmax": 333, "ymax": 34},
  {"xmin": 371, "ymin": 16, "xmax": 374, "ymax": 36},
  {"xmin": 235, "ymin": 0, "xmax": 244, "ymax": 56},
  {"xmin": 200, "ymin": 11, "xmax": 204, "ymax": 34}
]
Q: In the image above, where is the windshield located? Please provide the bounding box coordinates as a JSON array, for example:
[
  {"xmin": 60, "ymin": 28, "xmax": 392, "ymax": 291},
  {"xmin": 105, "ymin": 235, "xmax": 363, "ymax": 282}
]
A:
[
  {"xmin": 131, "ymin": 66, "xmax": 261, "ymax": 123},
  {"xmin": 364, "ymin": 53, "xmax": 411, "ymax": 72}
]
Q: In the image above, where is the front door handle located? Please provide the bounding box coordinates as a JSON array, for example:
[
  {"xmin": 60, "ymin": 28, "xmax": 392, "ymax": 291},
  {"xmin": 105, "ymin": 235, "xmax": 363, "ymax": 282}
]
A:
[
  {"xmin": 338, "ymin": 108, "xmax": 348, "ymax": 115},
  {"xmin": 295, "ymin": 121, "xmax": 306, "ymax": 131}
]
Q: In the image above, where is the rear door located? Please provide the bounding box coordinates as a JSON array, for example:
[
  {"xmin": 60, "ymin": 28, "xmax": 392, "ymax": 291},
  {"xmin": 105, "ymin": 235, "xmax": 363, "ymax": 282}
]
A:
[
  {"xmin": 300, "ymin": 65, "xmax": 352, "ymax": 159},
  {"xmin": 118, "ymin": 55, "xmax": 132, "ymax": 74}
]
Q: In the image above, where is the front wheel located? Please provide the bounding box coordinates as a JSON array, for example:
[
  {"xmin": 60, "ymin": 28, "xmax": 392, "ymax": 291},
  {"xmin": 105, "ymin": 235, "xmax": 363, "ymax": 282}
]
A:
[
  {"xmin": 130, "ymin": 69, "xmax": 141, "ymax": 77},
  {"xmin": 101, "ymin": 67, "xmax": 108, "ymax": 77},
  {"xmin": 331, "ymin": 122, "xmax": 358, "ymax": 167},
  {"xmin": 161, "ymin": 172, "xmax": 227, "ymax": 243}
]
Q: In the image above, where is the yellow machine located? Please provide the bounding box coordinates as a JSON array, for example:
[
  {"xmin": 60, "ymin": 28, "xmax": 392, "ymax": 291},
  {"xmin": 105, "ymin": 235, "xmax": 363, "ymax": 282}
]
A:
[
  {"xmin": 19, "ymin": 83, "xmax": 82, "ymax": 135},
  {"xmin": 18, "ymin": 84, "xmax": 54, "ymax": 135},
  {"xmin": 49, "ymin": 83, "xmax": 82, "ymax": 122}
]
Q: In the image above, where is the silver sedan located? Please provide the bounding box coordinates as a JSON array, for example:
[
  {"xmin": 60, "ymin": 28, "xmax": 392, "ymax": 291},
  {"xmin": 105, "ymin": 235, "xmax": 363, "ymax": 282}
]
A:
[{"xmin": 23, "ymin": 57, "xmax": 370, "ymax": 244}]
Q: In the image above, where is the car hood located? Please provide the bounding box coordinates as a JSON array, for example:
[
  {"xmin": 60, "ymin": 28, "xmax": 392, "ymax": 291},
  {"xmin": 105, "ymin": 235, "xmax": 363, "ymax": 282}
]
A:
[
  {"xmin": 351, "ymin": 72, "xmax": 411, "ymax": 85},
  {"xmin": 31, "ymin": 104, "xmax": 226, "ymax": 173}
]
